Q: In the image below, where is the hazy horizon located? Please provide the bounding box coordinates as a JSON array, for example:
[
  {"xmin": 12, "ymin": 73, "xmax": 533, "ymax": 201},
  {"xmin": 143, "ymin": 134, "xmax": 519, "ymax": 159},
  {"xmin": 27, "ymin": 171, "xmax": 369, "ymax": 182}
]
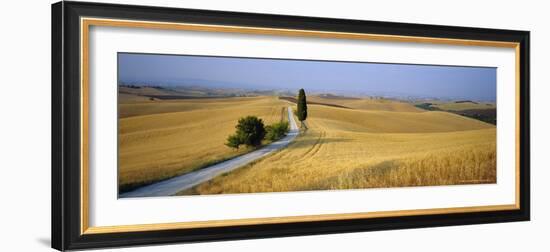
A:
[{"xmin": 118, "ymin": 53, "xmax": 497, "ymax": 101}]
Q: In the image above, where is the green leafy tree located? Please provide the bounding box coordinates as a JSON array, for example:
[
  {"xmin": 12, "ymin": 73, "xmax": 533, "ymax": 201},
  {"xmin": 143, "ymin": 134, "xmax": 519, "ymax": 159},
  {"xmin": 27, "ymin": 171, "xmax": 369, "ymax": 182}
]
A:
[
  {"xmin": 225, "ymin": 134, "xmax": 243, "ymax": 149},
  {"xmin": 225, "ymin": 116, "xmax": 266, "ymax": 149},
  {"xmin": 296, "ymin": 88, "xmax": 308, "ymax": 128},
  {"xmin": 265, "ymin": 121, "xmax": 289, "ymax": 141}
]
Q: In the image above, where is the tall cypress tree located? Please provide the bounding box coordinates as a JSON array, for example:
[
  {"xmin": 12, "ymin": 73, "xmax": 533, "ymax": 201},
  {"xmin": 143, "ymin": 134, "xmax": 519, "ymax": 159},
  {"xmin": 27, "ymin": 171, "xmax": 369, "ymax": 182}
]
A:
[{"xmin": 297, "ymin": 88, "xmax": 308, "ymax": 129}]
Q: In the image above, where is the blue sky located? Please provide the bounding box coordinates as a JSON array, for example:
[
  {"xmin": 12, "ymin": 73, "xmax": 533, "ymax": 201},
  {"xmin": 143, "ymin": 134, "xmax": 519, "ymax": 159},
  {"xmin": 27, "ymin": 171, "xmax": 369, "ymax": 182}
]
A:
[{"xmin": 118, "ymin": 53, "xmax": 496, "ymax": 101}]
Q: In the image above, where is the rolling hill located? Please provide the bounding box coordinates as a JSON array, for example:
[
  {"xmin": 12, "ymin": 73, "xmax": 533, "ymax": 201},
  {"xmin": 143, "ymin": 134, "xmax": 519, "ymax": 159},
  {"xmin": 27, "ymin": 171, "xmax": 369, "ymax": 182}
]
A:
[
  {"xmin": 282, "ymin": 95, "xmax": 424, "ymax": 113},
  {"xmin": 184, "ymin": 103, "xmax": 496, "ymax": 194},
  {"xmin": 118, "ymin": 96, "xmax": 290, "ymax": 192},
  {"xmin": 117, "ymin": 91, "xmax": 496, "ymax": 195}
]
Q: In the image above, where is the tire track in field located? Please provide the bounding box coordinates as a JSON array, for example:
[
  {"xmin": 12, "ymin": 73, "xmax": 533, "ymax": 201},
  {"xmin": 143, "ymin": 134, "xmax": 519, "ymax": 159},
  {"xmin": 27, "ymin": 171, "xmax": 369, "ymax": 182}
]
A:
[
  {"xmin": 295, "ymin": 130, "xmax": 326, "ymax": 162},
  {"xmin": 305, "ymin": 131, "xmax": 326, "ymax": 159}
]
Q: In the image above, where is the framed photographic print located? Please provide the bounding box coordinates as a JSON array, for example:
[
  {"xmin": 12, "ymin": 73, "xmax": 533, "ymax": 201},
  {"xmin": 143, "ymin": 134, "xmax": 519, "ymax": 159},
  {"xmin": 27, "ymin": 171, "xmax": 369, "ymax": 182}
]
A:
[{"xmin": 51, "ymin": 1, "xmax": 530, "ymax": 250}]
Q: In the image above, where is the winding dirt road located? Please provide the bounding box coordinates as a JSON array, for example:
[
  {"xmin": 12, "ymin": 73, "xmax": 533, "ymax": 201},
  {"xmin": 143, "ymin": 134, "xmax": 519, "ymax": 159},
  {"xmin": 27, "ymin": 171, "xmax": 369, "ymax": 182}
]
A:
[{"xmin": 120, "ymin": 106, "xmax": 299, "ymax": 198}]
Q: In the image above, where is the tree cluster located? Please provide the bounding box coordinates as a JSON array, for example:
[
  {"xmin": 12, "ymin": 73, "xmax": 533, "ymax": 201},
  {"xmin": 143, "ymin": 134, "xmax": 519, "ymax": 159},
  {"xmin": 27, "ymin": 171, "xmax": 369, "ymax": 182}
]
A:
[{"xmin": 226, "ymin": 116, "xmax": 289, "ymax": 149}]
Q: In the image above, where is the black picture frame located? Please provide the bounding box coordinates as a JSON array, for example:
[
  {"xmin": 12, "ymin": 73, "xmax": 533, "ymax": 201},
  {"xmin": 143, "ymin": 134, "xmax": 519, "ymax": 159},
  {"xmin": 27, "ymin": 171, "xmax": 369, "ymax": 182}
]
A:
[{"xmin": 52, "ymin": 1, "xmax": 530, "ymax": 251}]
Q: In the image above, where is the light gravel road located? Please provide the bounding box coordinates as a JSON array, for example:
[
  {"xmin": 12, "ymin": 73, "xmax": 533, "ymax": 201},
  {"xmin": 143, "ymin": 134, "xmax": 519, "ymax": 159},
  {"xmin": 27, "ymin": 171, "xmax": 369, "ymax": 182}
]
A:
[{"xmin": 120, "ymin": 106, "xmax": 299, "ymax": 198}]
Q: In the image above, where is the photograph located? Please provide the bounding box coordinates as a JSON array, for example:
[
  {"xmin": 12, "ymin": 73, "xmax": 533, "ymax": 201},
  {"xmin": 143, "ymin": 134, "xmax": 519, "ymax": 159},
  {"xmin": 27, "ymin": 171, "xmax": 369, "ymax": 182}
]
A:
[{"xmin": 118, "ymin": 53, "xmax": 497, "ymax": 198}]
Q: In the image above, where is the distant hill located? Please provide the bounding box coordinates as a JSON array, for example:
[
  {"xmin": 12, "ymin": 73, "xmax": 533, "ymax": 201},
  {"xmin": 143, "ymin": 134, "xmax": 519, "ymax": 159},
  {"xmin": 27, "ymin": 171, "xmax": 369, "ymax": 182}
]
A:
[
  {"xmin": 308, "ymin": 95, "xmax": 423, "ymax": 113},
  {"xmin": 414, "ymin": 100, "xmax": 496, "ymax": 125},
  {"xmin": 318, "ymin": 93, "xmax": 360, "ymax": 100},
  {"xmin": 119, "ymin": 84, "xmax": 296, "ymax": 101},
  {"xmin": 119, "ymin": 86, "xmax": 176, "ymax": 96},
  {"xmin": 279, "ymin": 96, "xmax": 351, "ymax": 109}
]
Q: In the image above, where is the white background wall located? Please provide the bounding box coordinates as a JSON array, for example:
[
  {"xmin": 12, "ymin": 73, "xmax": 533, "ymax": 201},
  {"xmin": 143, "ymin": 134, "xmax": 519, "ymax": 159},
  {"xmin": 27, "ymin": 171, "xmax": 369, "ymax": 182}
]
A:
[{"xmin": 0, "ymin": 0, "xmax": 547, "ymax": 251}]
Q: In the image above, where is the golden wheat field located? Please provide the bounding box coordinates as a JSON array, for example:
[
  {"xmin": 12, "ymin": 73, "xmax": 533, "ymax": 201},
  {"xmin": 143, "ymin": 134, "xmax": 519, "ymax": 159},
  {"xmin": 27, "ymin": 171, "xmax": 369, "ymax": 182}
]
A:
[
  {"xmin": 183, "ymin": 103, "xmax": 496, "ymax": 195},
  {"xmin": 119, "ymin": 94, "xmax": 496, "ymax": 194},
  {"xmin": 118, "ymin": 96, "xmax": 290, "ymax": 192}
]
